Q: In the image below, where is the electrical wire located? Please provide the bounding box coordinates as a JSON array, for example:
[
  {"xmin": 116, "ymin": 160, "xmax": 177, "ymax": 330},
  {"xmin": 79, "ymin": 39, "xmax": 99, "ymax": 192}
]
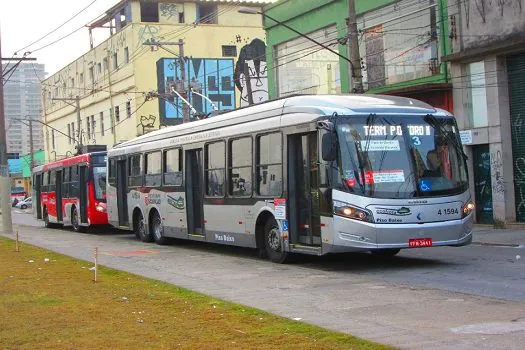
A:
[{"xmin": 14, "ymin": 0, "xmax": 99, "ymax": 54}]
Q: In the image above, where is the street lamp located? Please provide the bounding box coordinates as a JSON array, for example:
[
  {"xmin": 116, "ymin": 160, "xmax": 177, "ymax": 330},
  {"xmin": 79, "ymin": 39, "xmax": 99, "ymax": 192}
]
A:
[{"xmin": 238, "ymin": 7, "xmax": 354, "ymax": 68}]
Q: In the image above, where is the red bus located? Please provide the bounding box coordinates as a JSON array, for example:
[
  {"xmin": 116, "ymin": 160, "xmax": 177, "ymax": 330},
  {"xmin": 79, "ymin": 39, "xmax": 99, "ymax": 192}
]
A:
[{"xmin": 32, "ymin": 151, "xmax": 108, "ymax": 232}]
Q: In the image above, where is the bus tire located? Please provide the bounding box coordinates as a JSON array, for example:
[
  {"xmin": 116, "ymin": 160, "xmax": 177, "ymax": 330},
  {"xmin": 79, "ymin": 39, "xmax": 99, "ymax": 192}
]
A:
[
  {"xmin": 371, "ymin": 249, "xmax": 400, "ymax": 258},
  {"xmin": 43, "ymin": 208, "xmax": 52, "ymax": 228},
  {"xmin": 264, "ymin": 217, "xmax": 290, "ymax": 264},
  {"xmin": 134, "ymin": 211, "xmax": 153, "ymax": 243},
  {"xmin": 151, "ymin": 210, "xmax": 168, "ymax": 245},
  {"xmin": 71, "ymin": 207, "xmax": 87, "ymax": 233}
]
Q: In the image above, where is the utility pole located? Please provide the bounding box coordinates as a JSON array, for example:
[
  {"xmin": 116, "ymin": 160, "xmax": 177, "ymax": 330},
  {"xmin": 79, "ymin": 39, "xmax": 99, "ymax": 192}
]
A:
[
  {"xmin": 243, "ymin": 63, "xmax": 254, "ymax": 105},
  {"xmin": 28, "ymin": 120, "xmax": 34, "ymax": 171},
  {"xmin": 53, "ymin": 96, "xmax": 82, "ymax": 152},
  {"xmin": 348, "ymin": 0, "xmax": 364, "ymax": 93},
  {"xmin": 0, "ymin": 31, "xmax": 12, "ymax": 233},
  {"xmin": 178, "ymin": 39, "xmax": 189, "ymax": 123}
]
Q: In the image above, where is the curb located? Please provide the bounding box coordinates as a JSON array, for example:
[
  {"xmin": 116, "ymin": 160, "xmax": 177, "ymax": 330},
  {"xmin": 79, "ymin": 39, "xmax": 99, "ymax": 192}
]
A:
[{"xmin": 472, "ymin": 241, "xmax": 523, "ymax": 248}]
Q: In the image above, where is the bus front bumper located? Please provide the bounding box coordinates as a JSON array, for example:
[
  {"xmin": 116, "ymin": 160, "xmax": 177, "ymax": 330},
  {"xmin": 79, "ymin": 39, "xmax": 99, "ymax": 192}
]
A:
[{"xmin": 325, "ymin": 215, "xmax": 473, "ymax": 253}]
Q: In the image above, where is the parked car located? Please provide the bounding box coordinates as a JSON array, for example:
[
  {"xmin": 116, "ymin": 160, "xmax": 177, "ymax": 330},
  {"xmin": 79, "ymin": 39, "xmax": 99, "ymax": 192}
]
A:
[{"xmin": 16, "ymin": 197, "xmax": 32, "ymax": 210}]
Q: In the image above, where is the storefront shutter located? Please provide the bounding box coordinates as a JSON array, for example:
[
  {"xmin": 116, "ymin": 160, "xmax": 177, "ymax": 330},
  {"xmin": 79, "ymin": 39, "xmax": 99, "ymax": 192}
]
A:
[{"xmin": 507, "ymin": 54, "xmax": 525, "ymax": 222}]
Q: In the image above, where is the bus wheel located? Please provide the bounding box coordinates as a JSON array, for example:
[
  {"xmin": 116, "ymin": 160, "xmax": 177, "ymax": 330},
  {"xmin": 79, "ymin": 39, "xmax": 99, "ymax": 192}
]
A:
[
  {"xmin": 71, "ymin": 208, "xmax": 87, "ymax": 233},
  {"xmin": 135, "ymin": 211, "xmax": 153, "ymax": 243},
  {"xmin": 264, "ymin": 218, "xmax": 289, "ymax": 264},
  {"xmin": 371, "ymin": 249, "xmax": 400, "ymax": 258},
  {"xmin": 43, "ymin": 209, "xmax": 52, "ymax": 228},
  {"xmin": 151, "ymin": 211, "xmax": 168, "ymax": 245}
]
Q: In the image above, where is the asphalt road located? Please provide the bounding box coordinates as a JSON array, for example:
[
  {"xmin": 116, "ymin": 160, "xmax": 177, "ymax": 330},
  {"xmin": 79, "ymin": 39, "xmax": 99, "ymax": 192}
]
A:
[{"xmin": 6, "ymin": 210, "xmax": 525, "ymax": 349}]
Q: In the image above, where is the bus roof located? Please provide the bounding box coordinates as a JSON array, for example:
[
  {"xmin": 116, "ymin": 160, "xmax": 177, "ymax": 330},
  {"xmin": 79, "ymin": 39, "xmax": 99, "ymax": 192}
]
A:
[
  {"xmin": 32, "ymin": 151, "xmax": 107, "ymax": 173},
  {"xmin": 112, "ymin": 94, "xmax": 451, "ymax": 150}
]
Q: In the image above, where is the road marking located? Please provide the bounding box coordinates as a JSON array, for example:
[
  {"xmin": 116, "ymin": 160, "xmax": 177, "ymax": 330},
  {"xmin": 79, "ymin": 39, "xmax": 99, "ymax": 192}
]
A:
[{"xmin": 451, "ymin": 319, "xmax": 525, "ymax": 335}]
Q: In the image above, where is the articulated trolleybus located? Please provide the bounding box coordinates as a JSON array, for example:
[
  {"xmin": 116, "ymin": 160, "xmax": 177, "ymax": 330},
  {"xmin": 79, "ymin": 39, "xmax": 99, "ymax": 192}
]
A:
[
  {"xmin": 33, "ymin": 151, "xmax": 108, "ymax": 232},
  {"xmin": 106, "ymin": 95, "xmax": 473, "ymax": 263}
]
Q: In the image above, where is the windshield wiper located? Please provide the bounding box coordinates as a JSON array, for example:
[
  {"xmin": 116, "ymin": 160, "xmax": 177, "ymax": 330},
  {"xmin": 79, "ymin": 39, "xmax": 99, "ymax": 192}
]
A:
[{"xmin": 424, "ymin": 114, "xmax": 468, "ymax": 160}]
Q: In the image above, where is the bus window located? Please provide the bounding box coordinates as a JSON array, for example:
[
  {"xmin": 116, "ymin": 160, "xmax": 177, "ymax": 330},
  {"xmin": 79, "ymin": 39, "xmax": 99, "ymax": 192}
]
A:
[
  {"xmin": 71, "ymin": 165, "xmax": 80, "ymax": 198},
  {"xmin": 257, "ymin": 133, "xmax": 282, "ymax": 196},
  {"xmin": 128, "ymin": 154, "xmax": 143, "ymax": 187},
  {"xmin": 145, "ymin": 152, "xmax": 162, "ymax": 187},
  {"xmin": 163, "ymin": 149, "xmax": 182, "ymax": 186},
  {"xmin": 229, "ymin": 137, "xmax": 252, "ymax": 196},
  {"xmin": 205, "ymin": 141, "xmax": 225, "ymax": 197},
  {"xmin": 108, "ymin": 158, "xmax": 116, "ymax": 186},
  {"xmin": 63, "ymin": 167, "xmax": 71, "ymax": 198}
]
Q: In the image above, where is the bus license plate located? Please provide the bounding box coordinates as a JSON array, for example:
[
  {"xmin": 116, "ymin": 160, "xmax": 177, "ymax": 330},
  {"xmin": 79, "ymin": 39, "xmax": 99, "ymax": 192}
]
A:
[{"xmin": 409, "ymin": 238, "xmax": 433, "ymax": 248}]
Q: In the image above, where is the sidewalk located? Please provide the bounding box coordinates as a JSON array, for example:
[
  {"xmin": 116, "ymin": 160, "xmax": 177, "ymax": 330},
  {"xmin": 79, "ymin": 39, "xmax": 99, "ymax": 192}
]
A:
[{"xmin": 472, "ymin": 225, "xmax": 525, "ymax": 247}]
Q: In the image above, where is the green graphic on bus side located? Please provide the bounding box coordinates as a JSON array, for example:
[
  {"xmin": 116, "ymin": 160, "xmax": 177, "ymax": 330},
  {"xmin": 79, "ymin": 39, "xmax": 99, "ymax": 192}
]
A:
[{"xmin": 167, "ymin": 195, "xmax": 185, "ymax": 210}]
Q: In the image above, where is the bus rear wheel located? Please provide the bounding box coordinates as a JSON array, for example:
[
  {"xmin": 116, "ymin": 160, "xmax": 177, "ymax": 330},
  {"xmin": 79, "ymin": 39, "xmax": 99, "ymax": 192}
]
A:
[
  {"xmin": 43, "ymin": 209, "xmax": 52, "ymax": 228},
  {"xmin": 151, "ymin": 211, "xmax": 168, "ymax": 245},
  {"xmin": 71, "ymin": 208, "xmax": 87, "ymax": 233},
  {"xmin": 135, "ymin": 211, "xmax": 153, "ymax": 242},
  {"xmin": 264, "ymin": 218, "xmax": 290, "ymax": 264}
]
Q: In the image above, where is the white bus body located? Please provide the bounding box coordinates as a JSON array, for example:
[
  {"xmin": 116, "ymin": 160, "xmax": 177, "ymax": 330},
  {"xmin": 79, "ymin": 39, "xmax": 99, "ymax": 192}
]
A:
[{"xmin": 106, "ymin": 95, "xmax": 473, "ymax": 262}]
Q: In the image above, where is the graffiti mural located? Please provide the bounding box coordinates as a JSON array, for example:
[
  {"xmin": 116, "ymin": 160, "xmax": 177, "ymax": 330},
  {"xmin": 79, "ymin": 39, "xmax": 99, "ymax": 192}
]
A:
[
  {"xmin": 234, "ymin": 38, "xmax": 268, "ymax": 107},
  {"xmin": 157, "ymin": 58, "xmax": 235, "ymax": 123}
]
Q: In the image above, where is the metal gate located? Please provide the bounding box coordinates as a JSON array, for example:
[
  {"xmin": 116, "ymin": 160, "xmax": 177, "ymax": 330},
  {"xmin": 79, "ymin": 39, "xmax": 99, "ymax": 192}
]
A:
[{"xmin": 508, "ymin": 54, "xmax": 525, "ymax": 222}]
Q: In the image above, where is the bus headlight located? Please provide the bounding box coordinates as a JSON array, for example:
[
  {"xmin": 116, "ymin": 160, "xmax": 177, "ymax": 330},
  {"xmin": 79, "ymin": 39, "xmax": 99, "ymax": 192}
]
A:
[
  {"xmin": 333, "ymin": 201, "xmax": 374, "ymax": 223},
  {"xmin": 462, "ymin": 200, "xmax": 475, "ymax": 218}
]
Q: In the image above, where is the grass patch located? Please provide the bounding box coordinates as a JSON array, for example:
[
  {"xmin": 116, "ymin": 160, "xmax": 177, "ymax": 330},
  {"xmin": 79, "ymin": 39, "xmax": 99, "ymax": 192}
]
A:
[{"xmin": 0, "ymin": 236, "xmax": 394, "ymax": 350}]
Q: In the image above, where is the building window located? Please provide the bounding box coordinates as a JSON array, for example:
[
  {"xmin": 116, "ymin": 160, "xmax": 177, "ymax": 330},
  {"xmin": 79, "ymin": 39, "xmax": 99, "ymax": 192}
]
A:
[
  {"xmin": 70, "ymin": 78, "xmax": 75, "ymax": 88},
  {"xmin": 115, "ymin": 106, "xmax": 120, "ymax": 123},
  {"xmin": 97, "ymin": 62, "xmax": 102, "ymax": 74},
  {"xmin": 89, "ymin": 67, "xmax": 94, "ymax": 83},
  {"xmin": 276, "ymin": 26, "xmax": 339, "ymax": 97},
  {"xmin": 103, "ymin": 57, "xmax": 108, "ymax": 71},
  {"xmin": 79, "ymin": 73, "xmax": 84, "ymax": 84},
  {"xmin": 222, "ymin": 45, "xmax": 237, "ymax": 57},
  {"xmin": 229, "ymin": 137, "xmax": 252, "ymax": 196},
  {"xmin": 197, "ymin": 3, "xmax": 218, "ymax": 24},
  {"xmin": 71, "ymin": 122, "xmax": 75, "ymax": 142},
  {"xmin": 145, "ymin": 151, "xmax": 162, "ymax": 187},
  {"xmin": 113, "ymin": 52, "xmax": 118, "ymax": 71},
  {"xmin": 140, "ymin": 1, "xmax": 159, "ymax": 22},
  {"xmin": 358, "ymin": 0, "xmax": 439, "ymax": 89},
  {"xmin": 179, "ymin": 11, "xmax": 185, "ymax": 23},
  {"xmin": 100, "ymin": 112, "xmax": 105, "ymax": 136},
  {"xmin": 163, "ymin": 148, "xmax": 182, "ymax": 186},
  {"xmin": 86, "ymin": 117, "xmax": 91, "ymax": 139},
  {"xmin": 91, "ymin": 115, "xmax": 96, "ymax": 140},
  {"xmin": 124, "ymin": 47, "xmax": 129, "ymax": 64},
  {"xmin": 205, "ymin": 141, "xmax": 225, "ymax": 197},
  {"xmin": 126, "ymin": 101, "xmax": 131, "ymax": 118},
  {"xmin": 466, "ymin": 61, "xmax": 488, "ymax": 128},
  {"xmin": 52, "ymin": 130, "xmax": 55, "ymax": 150},
  {"xmin": 256, "ymin": 133, "xmax": 282, "ymax": 196},
  {"xmin": 67, "ymin": 124, "xmax": 71, "ymax": 144}
]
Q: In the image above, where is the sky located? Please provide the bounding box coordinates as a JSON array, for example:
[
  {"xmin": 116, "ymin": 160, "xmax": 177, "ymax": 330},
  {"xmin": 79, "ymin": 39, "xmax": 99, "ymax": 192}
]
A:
[{"xmin": 1, "ymin": 0, "xmax": 121, "ymax": 77}]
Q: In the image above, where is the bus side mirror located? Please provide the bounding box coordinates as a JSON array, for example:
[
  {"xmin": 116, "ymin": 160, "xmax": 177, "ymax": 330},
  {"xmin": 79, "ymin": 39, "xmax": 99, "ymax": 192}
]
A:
[{"xmin": 322, "ymin": 133, "xmax": 337, "ymax": 161}]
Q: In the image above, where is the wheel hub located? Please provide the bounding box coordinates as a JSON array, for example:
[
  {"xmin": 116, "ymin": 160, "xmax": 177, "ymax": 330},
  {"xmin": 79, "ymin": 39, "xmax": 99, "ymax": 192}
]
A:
[{"xmin": 268, "ymin": 227, "xmax": 281, "ymax": 252}]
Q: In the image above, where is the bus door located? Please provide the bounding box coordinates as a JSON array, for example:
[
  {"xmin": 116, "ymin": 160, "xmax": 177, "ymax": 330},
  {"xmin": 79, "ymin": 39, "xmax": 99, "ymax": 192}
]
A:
[
  {"xmin": 287, "ymin": 132, "xmax": 321, "ymax": 246},
  {"xmin": 55, "ymin": 170, "xmax": 63, "ymax": 222},
  {"xmin": 116, "ymin": 159, "xmax": 129, "ymax": 226},
  {"xmin": 79, "ymin": 165, "xmax": 88, "ymax": 224},
  {"xmin": 34, "ymin": 173, "xmax": 42, "ymax": 219},
  {"xmin": 185, "ymin": 149, "xmax": 204, "ymax": 236}
]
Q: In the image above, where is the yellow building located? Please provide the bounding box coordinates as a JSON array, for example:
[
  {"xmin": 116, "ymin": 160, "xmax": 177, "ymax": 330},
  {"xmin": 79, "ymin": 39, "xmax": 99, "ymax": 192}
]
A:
[{"xmin": 42, "ymin": 0, "xmax": 272, "ymax": 161}]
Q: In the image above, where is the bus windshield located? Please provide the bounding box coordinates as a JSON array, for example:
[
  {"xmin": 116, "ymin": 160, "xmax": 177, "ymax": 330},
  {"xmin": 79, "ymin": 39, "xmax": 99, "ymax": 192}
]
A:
[
  {"xmin": 93, "ymin": 166, "xmax": 107, "ymax": 201},
  {"xmin": 336, "ymin": 114, "xmax": 468, "ymax": 199}
]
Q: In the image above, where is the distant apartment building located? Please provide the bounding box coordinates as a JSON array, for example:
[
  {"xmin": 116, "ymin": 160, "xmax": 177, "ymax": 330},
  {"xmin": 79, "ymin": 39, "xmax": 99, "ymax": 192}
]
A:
[
  {"xmin": 3, "ymin": 63, "xmax": 46, "ymax": 157},
  {"xmin": 42, "ymin": 0, "xmax": 272, "ymax": 161}
]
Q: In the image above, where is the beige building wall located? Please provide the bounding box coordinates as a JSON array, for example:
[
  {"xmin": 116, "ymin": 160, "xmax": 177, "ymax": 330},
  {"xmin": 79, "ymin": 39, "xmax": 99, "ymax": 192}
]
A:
[{"xmin": 42, "ymin": 0, "xmax": 267, "ymax": 162}]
